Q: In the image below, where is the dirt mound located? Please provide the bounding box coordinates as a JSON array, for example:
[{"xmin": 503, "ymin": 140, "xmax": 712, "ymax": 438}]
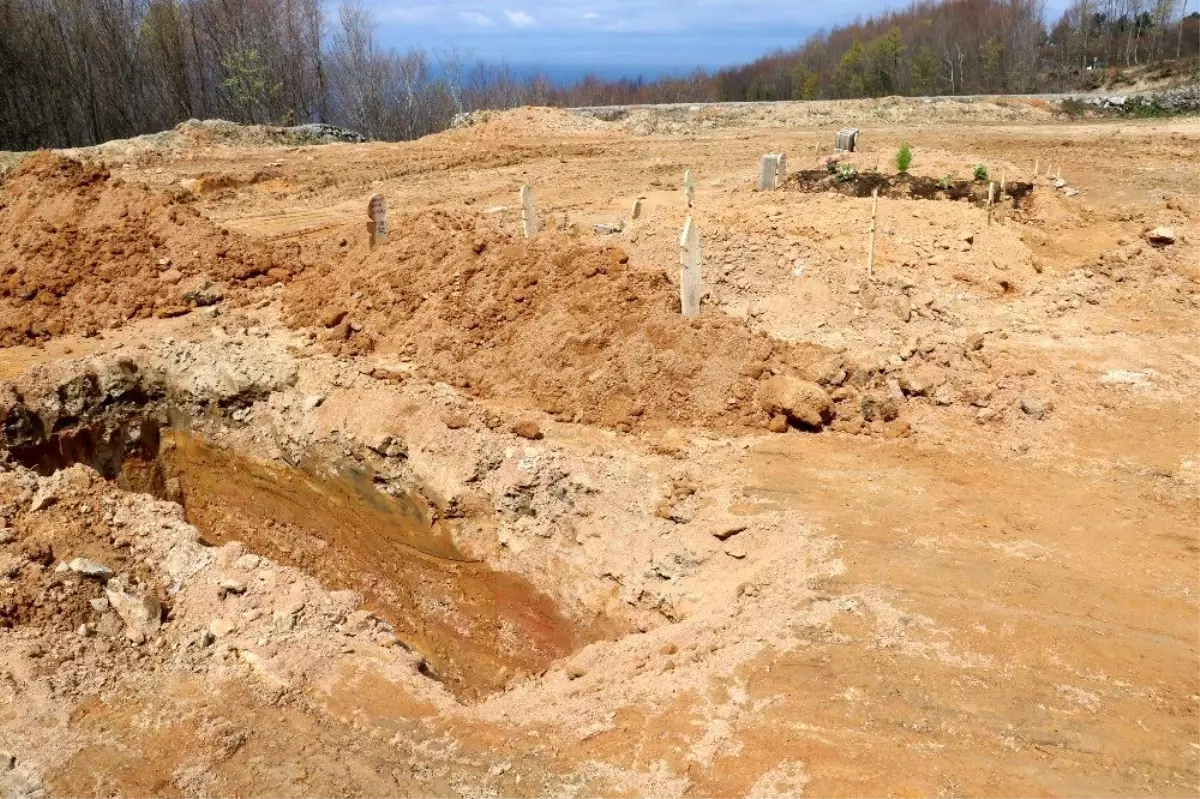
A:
[
  {"xmin": 0, "ymin": 152, "xmax": 286, "ymax": 345},
  {"xmin": 283, "ymin": 210, "xmax": 835, "ymax": 431},
  {"xmin": 449, "ymin": 107, "xmax": 615, "ymax": 139}
]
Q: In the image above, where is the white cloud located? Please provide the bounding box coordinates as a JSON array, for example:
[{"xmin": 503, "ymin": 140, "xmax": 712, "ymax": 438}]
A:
[
  {"xmin": 504, "ymin": 9, "xmax": 536, "ymax": 28},
  {"xmin": 583, "ymin": 11, "xmax": 600, "ymax": 21},
  {"xmin": 457, "ymin": 10, "xmax": 494, "ymax": 26}
]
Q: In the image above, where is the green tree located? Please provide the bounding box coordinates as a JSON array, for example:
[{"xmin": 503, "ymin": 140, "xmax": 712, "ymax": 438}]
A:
[
  {"xmin": 864, "ymin": 26, "xmax": 906, "ymax": 96},
  {"xmin": 221, "ymin": 49, "xmax": 281, "ymax": 124},
  {"xmin": 909, "ymin": 45, "xmax": 939, "ymax": 95},
  {"xmin": 791, "ymin": 63, "xmax": 820, "ymax": 100},
  {"xmin": 834, "ymin": 40, "xmax": 867, "ymax": 97}
]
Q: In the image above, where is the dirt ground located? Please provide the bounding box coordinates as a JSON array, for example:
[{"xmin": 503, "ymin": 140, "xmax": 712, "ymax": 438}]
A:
[{"xmin": 0, "ymin": 97, "xmax": 1197, "ymax": 798}]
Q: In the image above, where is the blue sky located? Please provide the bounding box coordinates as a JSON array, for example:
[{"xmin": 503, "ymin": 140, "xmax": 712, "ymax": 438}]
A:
[{"xmin": 350, "ymin": 0, "xmax": 1071, "ymax": 75}]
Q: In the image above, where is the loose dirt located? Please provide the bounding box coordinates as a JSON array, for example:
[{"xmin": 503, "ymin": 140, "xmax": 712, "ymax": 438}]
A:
[{"xmin": 0, "ymin": 100, "xmax": 1196, "ymax": 798}]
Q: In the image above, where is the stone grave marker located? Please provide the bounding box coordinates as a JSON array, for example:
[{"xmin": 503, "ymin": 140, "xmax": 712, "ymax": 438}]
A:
[
  {"xmin": 367, "ymin": 193, "xmax": 387, "ymax": 249},
  {"xmin": 757, "ymin": 154, "xmax": 782, "ymax": 190},
  {"xmin": 519, "ymin": 184, "xmax": 539, "ymax": 238},
  {"xmin": 835, "ymin": 128, "xmax": 859, "ymax": 152},
  {"xmin": 683, "ymin": 170, "xmax": 695, "ymax": 208},
  {"xmin": 679, "ymin": 217, "xmax": 702, "ymax": 319}
]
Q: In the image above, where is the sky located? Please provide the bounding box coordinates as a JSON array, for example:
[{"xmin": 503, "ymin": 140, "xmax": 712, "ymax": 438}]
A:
[{"xmin": 350, "ymin": 0, "xmax": 1074, "ymax": 78}]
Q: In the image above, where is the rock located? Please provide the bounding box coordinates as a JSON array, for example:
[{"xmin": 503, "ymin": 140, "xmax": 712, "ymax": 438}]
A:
[
  {"xmin": 180, "ymin": 276, "xmax": 225, "ymax": 307},
  {"xmin": 861, "ymin": 394, "xmax": 899, "ymax": 423},
  {"xmin": 159, "ymin": 268, "xmax": 184, "ymax": 285},
  {"xmin": 0, "ymin": 752, "xmax": 13, "ymax": 771},
  {"xmin": 301, "ymin": 395, "xmax": 325, "ymax": 413},
  {"xmin": 933, "ymin": 384, "xmax": 957, "ymax": 406},
  {"xmin": 273, "ymin": 609, "xmax": 297, "ymax": 633},
  {"xmin": 209, "ymin": 618, "xmax": 236, "ymax": 639},
  {"xmin": 976, "ymin": 407, "xmax": 999, "ymax": 424},
  {"xmin": 512, "ymin": 421, "xmax": 543, "ymax": 440},
  {"xmin": 725, "ymin": 541, "xmax": 748, "ymax": 559},
  {"xmin": 756, "ymin": 376, "xmax": 833, "ymax": 429},
  {"xmin": 29, "ymin": 487, "xmax": 57, "ymax": 512},
  {"xmin": 444, "ymin": 412, "xmax": 470, "ymax": 430},
  {"xmin": 1020, "ymin": 396, "xmax": 1049, "ymax": 420},
  {"xmin": 106, "ymin": 583, "xmax": 163, "ymax": 642},
  {"xmin": 68, "ymin": 557, "xmax": 114, "ymax": 580},
  {"xmin": 899, "ymin": 366, "xmax": 943, "ymax": 398},
  {"xmin": 0, "ymin": 528, "xmax": 13, "ymax": 545},
  {"xmin": 965, "ymin": 332, "xmax": 985, "ymax": 351},
  {"xmin": 713, "ymin": 523, "xmax": 748, "ymax": 541},
  {"xmin": 767, "ymin": 414, "xmax": 788, "ymax": 434},
  {"xmin": 321, "ymin": 309, "xmax": 348, "ymax": 328},
  {"xmin": 883, "ymin": 419, "xmax": 912, "ymax": 439},
  {"xmin": 1063, "ymin": 187, "xmax": 1080, "ymax": 197},
  {"xmin": 217, "ymin": 578, "xmax": 246, "ymax": 598},
  {"xmin": 89, "ymin": 597, "xmax": 110, "ymax": 613},
  {"xmin": 892, "ymin": 295, "xmax": 912, "ymax": 322},
  {"xmin": 1054, "ymin": 178, "xmax": 1067, "ymax": 188},
  {"xmin": 567, "ymin": 663, "xmax": 587, "ymax": 680},
  {"xmin": 368, "ymin": 434, "xmax": 407, "ymax": 459},
  {"xmin": 1146, "ymin": 227, "xmax": 1176, "ymax": 246}
]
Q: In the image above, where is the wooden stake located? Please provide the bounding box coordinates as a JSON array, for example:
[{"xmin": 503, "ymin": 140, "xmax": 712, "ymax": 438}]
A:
[
  {"xmin": 1000, "ymin": 169, "xmax": 1006, "ymax": 196},
  {"xmin": 867, "ymin": 187, "xmax": 879, "ymax": 277},
  {"xmin": 1033, "ymin": 159, "xmax": 1039, "ymax": 177},
  {"xmin": 1055, "ymin": 166, "xmax": 1061, "ymax": 181},
  {"xmin": 987, "ymin": 181, "xmax": 996, "ymax": 225},
  {"xmin": 683, "ymin": 169, "xmax": 695, "ymax": 209}
]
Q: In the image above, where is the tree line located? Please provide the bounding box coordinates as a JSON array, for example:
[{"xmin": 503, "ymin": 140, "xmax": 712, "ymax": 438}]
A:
[{"xmin": 1, "ymin": 0, "xmax": 1196, "ymax": 152}]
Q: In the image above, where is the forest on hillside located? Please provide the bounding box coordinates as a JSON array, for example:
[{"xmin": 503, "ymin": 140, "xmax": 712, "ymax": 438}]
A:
[{"xmin": 1, "ymin": 0, "xmax": 1197, "ymax": 151}]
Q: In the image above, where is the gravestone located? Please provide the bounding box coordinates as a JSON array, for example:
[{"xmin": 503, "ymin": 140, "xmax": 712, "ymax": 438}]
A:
[
  {"xmin": 757, "ymin": 154, "xmax": 782, "ymax": 190},
  {"xmin": 683, "ymin": 170, "xmax": 695, "ymax": 208},
  {"xmin": 775, "ymin": 153, "xmax": 787, "ymax": 185},
  {"xmin": 835, "ymin": 128, "xmax": 859, "ymax": 152},
  {"xmin": 367, "ymin": 193, "xmax": 387, "ymax": 249},
  {"xmin": 519, "ymin": 185, "xmax": 539, "ymax": 238},
  {"xmin": 679, "ymin": 217, "xmax": 702, "ymax": 319}
]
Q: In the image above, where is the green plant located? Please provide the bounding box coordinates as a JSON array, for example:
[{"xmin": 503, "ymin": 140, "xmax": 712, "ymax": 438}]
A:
[
  {"xmin": 972, "ymin": 164, "xmax": 989, "ymax": 181},
  {"xmin": 895, "ymin": 142, "xmax": 912, "ymax": 173},
  {"xmin": 826, "ymin": 159, "xmax": 839, "ymax": 174},
  {"xmin": 835, "ymin": 164, "xmax": 858, "ymax": 183},
  {"xmin": 937, "ymin": 173, "xmax": 953, "ymax": 189}
]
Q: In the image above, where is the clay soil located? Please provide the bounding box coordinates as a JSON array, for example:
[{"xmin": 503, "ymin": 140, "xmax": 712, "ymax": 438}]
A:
[{"xmin": 0, "ymin": 98, "xmax": 1197, "ymax": 798}]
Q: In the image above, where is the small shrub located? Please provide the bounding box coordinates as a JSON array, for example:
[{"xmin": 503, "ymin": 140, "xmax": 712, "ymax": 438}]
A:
[
  {"xmin": 835, "ymin": 164, "xmax": 858, "ymax": 183},
  {"xmin": 972, "ymin": 164, "xmax": 989, "ymax": 181},
  {"xmin": 895, "ymin": 142, "xmax": 912, "ymax": 173},
  {"xmin": 936, "ymin": 173, "xmax": 953, "ymax": 189},
  {"xmin": 826, "ymin": 159, "xmax": 839, "ymax": 175}
]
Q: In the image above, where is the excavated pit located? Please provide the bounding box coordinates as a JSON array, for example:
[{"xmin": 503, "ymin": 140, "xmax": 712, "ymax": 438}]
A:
[
  {"xmin": 7, "ymin": 407, "xmax": 611, "ymax": 701},
  {"xmin": 787, "ymin": 169, "xmax": 1036, "ymax": 206}
]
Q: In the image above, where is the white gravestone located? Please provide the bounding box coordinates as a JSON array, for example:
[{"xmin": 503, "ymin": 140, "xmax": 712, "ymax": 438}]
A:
[
  {"xmin": 367, "ymin": 193, "xmax": 387, "ymax": 249},
  {"xmin": 835, "ymin": 128, "xmax": 859, "ymax": 152},
  {"xmin": 520, "ymin": 185, "xmax": 539, "ymax": 238},
  {"xmin": 757, "ymin": 154, "xmax": 782, "ymax": 190},
  {"xmin": 679, "ymin": 217, "xmax": 702, "ymax": 319},
  {"xmin": 683, "ymin": 169, "xmax": 695, "ymax": 208}
]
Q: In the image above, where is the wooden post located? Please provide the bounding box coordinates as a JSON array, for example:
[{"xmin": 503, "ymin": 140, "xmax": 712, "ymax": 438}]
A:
[
  {"xmin": 1055, "ymin": 166, "xmax": 1062, "ymax": 182},
  {"xmin": 367, "ymin": 193, "xmax": 387, "ymax": 249},
  {"xmin": 683, "ymin": 169, "xmax": 695, "ymax": 209},
  {"xmin": 987, "ymin": 181, "xmax": 996, "ymax": 225},
  {"xmin": 631, "ymin": 197, "xmax": 643, "ymax": 220},
  {"xmin": 867, "ymin": 187, "xmax": 879, "ymax": 277},
  {"xmin": 1033, "ymin": 159, "xmax": 1039, "ymax": 178},
  {"xmin": 519, "ymin": 185, "xmax": 538, "ymax": 238},
  {"xmin": 679, "ymin": 217, "xmax": 702, "ymax": 318},
  {"xmin": 1000, "ymin": 169, "xmax": 1006, "ymax": 196}
]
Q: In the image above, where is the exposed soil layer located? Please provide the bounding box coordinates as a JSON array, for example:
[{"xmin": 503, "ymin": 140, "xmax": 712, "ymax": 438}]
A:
[
  {"xmin": 282, "ymin": 210, "xmax": 836, "ymax": 431},
  {"xmin": 0, "ymin": 153, "xmax": 290, "ymax": 346},
  {"xmin": 788, "ymin": 169, "xmax": 1036, "ymax": 206}
]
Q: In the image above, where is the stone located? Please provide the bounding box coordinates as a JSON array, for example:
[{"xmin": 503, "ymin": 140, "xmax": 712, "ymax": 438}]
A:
[
  {"xmin": 1020, "ymin": 396, "xmax": 1048, "ymax": 419},
  {"xmin": 158, "ymin": 268, "xmax": 184, "ymax": 284},
  {"xmin": 757, "ymin": 154, "xmax": 782, "ymax": 190},
  {"xmin": 106, "ymin": 583, "xmax": 163, "ymax": 642},
  {"xmin": 883, "ymin": 419, "xmax": 912, "ymax": 439},
  {"xmin": 1146, "ymin": 227, "xmax": 1176, "ymax": 246},
  {"xmin": 767, "ymin": 414, "xmax": 788, "ymax": 434},
  {"xmin": 512, "ymin": 421, "xmax": 543, "ymax": 440},
  {"xmin": 29, "ymin": 487, "xmax": 57, "ymax": 512},
  {"xmin": 68, "ymin": 557, "xmax": 114, "ymax": 580},
  {"xmin": 892, "ymin": 295, "xmax": 912, "ymax": 322},
  {"xmin": 965, "ymin": 332, "xmax": 985, "ymax": 351},
  {"xmin": 444, "ymin": 412, "xmax": 470, "ymax": 430},
  {"xmin": 302, "ymin": 395, "xmax": 325, "ymax": 413},
  {"xmin": 89, "ymin": 597, "xmax": 110, "ymax": 613},
  {"xmin": 683, "ymin": 169, "xmax": 695, "ymax": 207},
  {"xmin": 367, "ymin": 193, "xmax": 388, "ymax": 248},
  {"xmin": 368, "ymin": 434, "xmax": 407, "ymax": 459},
  {"xmin": 861, "ymin": 394, "xmax": 900, "ymax": 423},
  {"xmin": 592, "ymin": 221, "xmax": 624, "ymax": 235},
  {"xmin": 217, "ymin": 578, "xmax": 246, "ymax": 598},
  {"xmin": 725, "ymin": 541, "xmax": 747, "ymax": 559},
  {"xmin": 273, "ymin": 610, "xmax": 296, "ymax": 633},
  {"xmin": 713, "ymin": 523, "xmax": 748, "ymax": 541},
  {"xmin": 519, "ymin": 185, "xmax": 539, "ymax": 238},
  {"xmin": 679, "ymin": 217, "xmax": 702, "ymax": 319},
  {"xmin": 899, "ymin": 366, "xmax": 942, "ymax": 397},
  {"xmin": 209, "ymin": 618, "xmax": 236, "ymax": 639},
  {"xmin": 567, "ymin": 663, "xmax": 587, "ymax": 680},
  {"xmin": 1, "ymin": 752, "xmax": 13, "ymax": 771},
  {"xmin": 180, "ymin": 276, "xmax": 225, "ymax": 307},
  {"xmin": 631, "ymin": 197, "xmax": 644, "ymax": 219},
  {"xmin": 0, "ymin": 528, "xmax": 13, "ymax": 545},
  {"xmin": 835, "ymin": 128, "xmax": 859, "ymax": 152},
  {"xmin": 756, "ymin": 376, "xmax": 833, "ymax": 429},
  {"xmin": 321, "ymin": 309, "xmax": 347, "ymax": 328}
]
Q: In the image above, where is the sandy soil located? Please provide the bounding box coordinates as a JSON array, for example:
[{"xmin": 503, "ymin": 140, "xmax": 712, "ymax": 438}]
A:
[{"xmin": 0, "ymin": 100, "xmax": 1197, "ymax": 798}]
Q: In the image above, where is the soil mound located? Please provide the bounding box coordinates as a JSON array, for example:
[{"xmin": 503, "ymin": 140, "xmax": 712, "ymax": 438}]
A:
[
  {"xmin": 284, "ymin": 210, "xmax": 831, "ymax": 431},
  {"xmin": 0, "ymin": 152, "xmax": 285, "ymax": 345}
]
